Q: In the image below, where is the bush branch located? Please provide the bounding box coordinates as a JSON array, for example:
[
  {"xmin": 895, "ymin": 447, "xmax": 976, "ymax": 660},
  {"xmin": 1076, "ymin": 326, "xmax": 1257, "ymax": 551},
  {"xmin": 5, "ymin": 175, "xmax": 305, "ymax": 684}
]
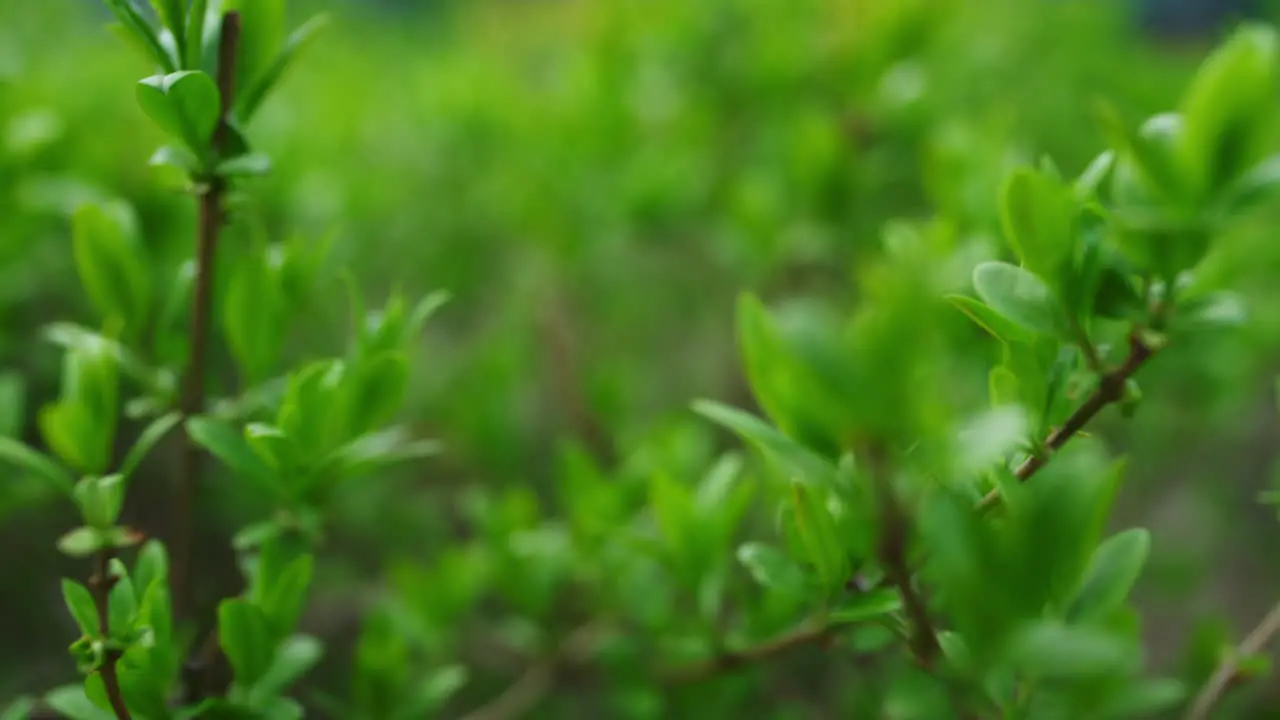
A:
[
  {"xmin": 1186, "ymin": 599, "xmax": 1280, "ymax": 720},
  {"xmin": 977, "ymin": 331, "xmax": 1156, "ymax": 513},
  {"xmin": 175, "ymin": 9, "xmax": 240, "ymax": 703},
  {"xmin": 458, "ymin": 622, "xmax": 606, "ymax": 720},
  {"xmin": 661, "ymin": 621, "xmax": 847, "ymax": 684},
  {"xmin": 89, "ymin": 550, "xmax": 132, "ymax": 720}
]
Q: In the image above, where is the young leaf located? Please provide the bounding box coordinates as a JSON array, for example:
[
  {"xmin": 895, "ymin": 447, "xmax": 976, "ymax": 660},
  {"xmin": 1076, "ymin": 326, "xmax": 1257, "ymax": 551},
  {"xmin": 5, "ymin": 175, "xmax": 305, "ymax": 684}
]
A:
[
  {"xmin": 397, "ymin": 665, "xmax": 470, "ymax": 720},
  {"xmin": 0, "ymin": 436, "xmax": 76, "ymax": 494},
  {"xmin": 186, "ymin": 416, "xmax": 276, "ymax": 489},
  {"xmin": 237, "ymin": 14, "xmax": 330, "ymax": 121},
  {"xmin": 828, "ymin": 588, "xmax": 904, "ymax": 623},
  {"xmin": 1004, "ymin": 620, "xmax": 1139, "ymax": 679},
  {"xmin": 1066, "ymin": 528, "xmax": 1151, "ymax": 622},
  {"xmin": 737, "ymin": 542, "xmax": 806, "ymax": 596},
  {"xmin": 43, "ymin": 685, "xmax": 113, "ymax": 720},
  {"xmin": 1179, "ymin": 23, "xmax": 1280, "ymax": 196},
  {"xmin": 120, "ymin": 412, "xmax": 182, "ymax": 480},
  {"xmin": 947, "ymin": 295, "xmax": 1036, "ymax": 345},
  {"xmin": 132, "ymin": 540, "xmax": 169, "ymax": 599},
  {"xmin": 103, "ymin": 0, "xmax": 178, "ymax": 73},
  {"xmin": 62, "ymin": 579, "xmax": 100, "ymax": 637},
  {"xmin": 692, "ymin": 400, "xmax": 837, "ymax": 488},
  {"xmin": 999, "ymin": 166, "xmax": 1076, "ymax": 275},
  {"xmin": 789, "ymin": 481, "xmax": 848, "ymax": 592},
  {"xmin": 58, "ymin": 527, "xmax": 106, "ymax": 558},
  {"xmin": 250, "ymin": 634, "xmax": 323, "ymax": 702},
  {"xmin": 107, "ymin": 560, "xmax": 138, "ymax": 639},
  {"xmin": 343, "ymin": 352, "xmax": 409, "ymax": 438},
  {"xmin": 262, "ymin": 555, "xmax": 314, "ymax": 642},
  {"xmin": 218, "ymin": 597, "xmax": 274, "ymax": 687},
  {"xmin": 71, "ymin": 202, "xmax": 151, "ymax": 338},
  {"xmin": 136, "ymin": 71, "xmax": 221, "ymax": 155},
  {"xmin": 972, "ymin": 261, "xmax": 1066, "ymax": 338}
]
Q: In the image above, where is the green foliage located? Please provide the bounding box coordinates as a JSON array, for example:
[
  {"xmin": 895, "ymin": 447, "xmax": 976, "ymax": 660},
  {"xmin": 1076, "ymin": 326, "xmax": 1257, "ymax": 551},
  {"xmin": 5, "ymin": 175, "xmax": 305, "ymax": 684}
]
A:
[{"xmin": 3, "ymin": 0, "xmax": 1280, "ymax": 718}]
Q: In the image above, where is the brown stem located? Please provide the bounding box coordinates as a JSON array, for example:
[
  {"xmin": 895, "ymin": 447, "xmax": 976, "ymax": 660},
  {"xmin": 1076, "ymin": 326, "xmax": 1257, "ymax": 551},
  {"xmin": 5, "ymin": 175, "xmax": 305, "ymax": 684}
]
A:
[
  {"xmin": 977, "ymin": 332, "xmax": 1155, "ymax": 513},
  {"xmin": 174, "ymin": 9, "xmax": 240, "ymax": 703},
  {"xmin": 1186, "ymin": 599, "xmax": 1280, "ymax": 720},
  {"xmin": 873, "ymin": 479, "xmax": 941, "ymax": 668},
  {"xmin": 89, "ymin": 550, "xmax": 132, "ymax": 720}
]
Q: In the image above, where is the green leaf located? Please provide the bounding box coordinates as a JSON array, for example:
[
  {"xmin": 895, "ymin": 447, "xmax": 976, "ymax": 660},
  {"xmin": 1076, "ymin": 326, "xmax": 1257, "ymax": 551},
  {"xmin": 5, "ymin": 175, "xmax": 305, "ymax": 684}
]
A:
[
  {"xmin": 107, "ymin": 559, "xmax": 137, "ymax": 639},
  {"xmin": 1005, "ymin": 620, "xmax": 1138, "ymax": 679},
  {"xmin": 0, "ymin": 697, "xmax": 34, "ymax": 720},
  {"xmin": 397, "ymin": 665, "xmax": 470, "ymax": 720},
  {"xmin": 71, "ymin": 202, "xmax": 152, "ymax": 339},
  {"xmin": 186, "ymin": 416, "xmax": 277, "ymax": 489},
  {"xmin": 262, "ymin": 555, "xmax": 314, "ymax": 641},
  {"xmin": 344, "ymin": 352, "xmax": 409, "ymax": 438},
  {"xmin": 954, "ymin": 406, "xmax": 1029, "ymax": 476},
  {"xmin": 737, "ymin": 542, "xmax": 806, "ymax": 595},
  {"xmin": 237, "ymin": 14, "xmax": 330, "ymax": 121},
  {"xmin": 692, "ymin": 400, "xmax": 837, "ymax": 488},
  {"xmin": 222, "ymin": 242, "xmax": 284, "ymax": 385},
  {"xmin": 1101, "ymin": 677, "xmax": 1187, "ymax": 717},
  {"xmin": 136, "ymin": 71, "xmax": 221, "ymax": 155},
  {"xmin": 43, "ymin": 685, "xmax": 113, "ymax": 720},
  {"xmin": 1179, "ymin": 23, "xmax": 1280, "ymax": 196},
  {"xmin": 73, "ymin": 475, "xmax": 126, "ymax": 530},
  {"xmin": 132, "ymin": 540, "xmax": 169, "ymax": 599},
  {"xmin": 218, "ymin": 597, "xmax": 274, "ymax": 687},
  {"xmin": 999, "ymin": 166, "xmax": 1077, "ymax": 275},
  {"xmin": 1173, "ymin": 291, "xmax": 1248, "ymax": 333},
  {"xmin": 1066, "ymin": 529, "xmax": 1151, "ymax": 622},
  {"xmin": 62, "ymin": 579, "xmax": 100, "ymax": 636},
  {"xmin": 0, "ymin": 436, "xmax": 75, "ymax": 494},
  {"xmin": 149, "ymin": 0, "xmax": 187, "ymax": 50},
  {"xmin": 104, "ymin": 0, "xmax": 178, "ymax": 73},
  {"xmin": 789, "ymin": 481, "xmax": 848, "ymax": 592},
  {"xmin": 828, "ymin": 588, "xmax": 904, "ymax": 623},
  {"xmin": 217, "ymin": 152, "xmax": 272, "ymax": 177},
  {"xmin": 120, "ymin": 412, "xmax": 182, "ymax": 480},
  {"xmin": 321, "ymin": 426, "xmax": 441, "ymax": 483},
  {"xmin": 947, "ymin": 295, "xmax": 1035, "ymax": 345},
  {"xmin": 251, "ymin": 634, "xmax": 323, "ymax": 702},
  {"xmin": 972, "ymin": 261, "xmax": 1065, "ymax": 338},
  {"xmin": 58, "ymin": 527, "xmax": 106, "ymax": 558}
]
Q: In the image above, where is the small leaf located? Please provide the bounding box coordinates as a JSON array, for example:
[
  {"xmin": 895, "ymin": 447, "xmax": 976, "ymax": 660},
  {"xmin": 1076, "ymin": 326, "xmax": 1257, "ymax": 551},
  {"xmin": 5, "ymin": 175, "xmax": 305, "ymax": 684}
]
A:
[
  {"xmin": 398, "ymin": 665, "xmax": 470, "ymax": 719},
  {"xmin": 1067, "ymin": 528, "xmax": 1151, "ymax": 623},
  {"xmin": 947, "ymin": 295, "xmax": 1035, "ymax": 344},
  {"xmin": 251, "ymin": 634, "xmax": 323, "ymax": 701},
  {"xmin": 1173, "ymin": 291, "xmax": 1248, "ymax": 332},
  {"xmin": 1005, "ymin": 620, "xmax": 1138, "ymax": 679},
  {"xmin": 136, "ymin": 71, "xmax": 220, "ymax": 154},
  {"xmin": 344, "ymin": 352, "xmax": 409, "ymax": 437},
  {"xmin": 71, "ymin": 202, "xmax": 151, "ymax": 339},
  {"xmin": 972, "ymin": 261, "xmax": 1065, "ymax": 337},
  {"xmin": 120, "ymin": 412, "xmax": 181, "ymax": 480},
  {"xmin": 737, "ymin": 542, "xmax": 806, "ymax": 595},
  {"xmin": 132, "ymin": 540, "xmax": 169, "ymax": 598},
  {"xmin": 58, "ymin": 527, "xmax": 106, "ymax": 558},
  {"xmin": 62, "ymin": 579, "xmax": 100, "ymax": 636},
  {"xmin": 0, "ymin": 436, "xmax": 76, "ymax": 493},
  {"xmin": 828, "ymin": 588, "xmax": 904, "ymax": 623},
  {"xmin": 954, "ymin": 406, "xmax": 1029, "ymax": 476},
  {"xmin": 186, "ymin": 416, "xmax": 277, "ymax": 489},
  {"xmin": 43, "ymin": 685, "xmax": 113, "ymax": 720},
  {"xmin": 237, "ymin": 14, "xmax": 330, "ymax": 121},
  {"xmin": 321, "ymin": 426, "xmax": 441, "ymax": 483},
  {"xmin": 692, "ymin": 400, "xmax": 837, "ymax": 488},
  {"xmin": 999, "ymin": 165, "xmax": 1076, "ymax": 275},
  {"xmin": 107, "ymin": 560, "xmax": 138, "ymax": 639},
  {"xmin": 218, "ymin": 597, "xmax": 273, "ymax": 686},
  {"xmin": 103, "ymin": 0, "xmax": 178, "ymax": 73},
  {"xmin": 217, "ymin": 152, "xmax": 272, "ymax": 177},
  {"xmin": 262, "ymin": 555, "xmax": 314, "ymax": 641}
]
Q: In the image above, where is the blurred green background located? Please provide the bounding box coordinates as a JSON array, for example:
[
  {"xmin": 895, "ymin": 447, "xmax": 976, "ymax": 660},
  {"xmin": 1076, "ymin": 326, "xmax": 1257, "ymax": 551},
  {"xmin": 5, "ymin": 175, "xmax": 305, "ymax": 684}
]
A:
[{"xmin": 6, "ymin": 0, "xmax": 1280, "ymax": 716}]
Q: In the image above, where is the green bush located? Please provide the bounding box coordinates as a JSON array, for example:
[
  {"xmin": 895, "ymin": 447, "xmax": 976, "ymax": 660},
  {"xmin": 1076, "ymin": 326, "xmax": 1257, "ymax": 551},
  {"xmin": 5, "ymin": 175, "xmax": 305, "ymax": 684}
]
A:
[{"xmin": 5, "ymin": 0, "xmax": 1280, "ymax": 718}]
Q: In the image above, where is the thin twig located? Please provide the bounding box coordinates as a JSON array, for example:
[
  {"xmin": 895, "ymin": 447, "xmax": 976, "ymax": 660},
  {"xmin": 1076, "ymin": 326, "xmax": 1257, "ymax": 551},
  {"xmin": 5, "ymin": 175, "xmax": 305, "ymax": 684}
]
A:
[
  {"xmin": 660, "ymin": 620, "xmax": 850, "ymax": 685},
  {"xmin": 977, "ymin": 332, "xmax": 1155, "ymax": 513},
  {"xmin": 90, "ymin": 550, "xmax": 132, "ymax": 720},
  {"xmin": 869, "ymin": 458, "xmax": 941, "ymax": 669},
  {"xmin": 458, "ymin": 622, "xmax": 606, "ymax": 720},
  {"xmin": 175, "ymin": 9, "xmax": 241, "ymax": 703},
  {"xmin": 1186, "ymin": 599, "xmax": 1280, "ymax": 720}
]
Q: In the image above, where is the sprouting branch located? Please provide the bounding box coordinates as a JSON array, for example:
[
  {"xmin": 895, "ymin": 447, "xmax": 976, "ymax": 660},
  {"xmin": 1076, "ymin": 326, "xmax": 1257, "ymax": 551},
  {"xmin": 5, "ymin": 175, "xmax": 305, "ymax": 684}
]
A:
[
  {"xmin": 1186, "ymin": 599, "xmax": 1280, "ymax": 720},
  {"xmin": 175, "ymin": 9, "xmax": 241, "ymax": 704},
  {"xmin": 90, "ymin": 550, "xmax": 132, "ymax": 720},
  {"xmin": 977, "ymin": 331, "xmax": 1156, "ymax": 513},
  {"xmin": 662, "ymin": 621, "xmax": 848, "ymax": 685}
]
